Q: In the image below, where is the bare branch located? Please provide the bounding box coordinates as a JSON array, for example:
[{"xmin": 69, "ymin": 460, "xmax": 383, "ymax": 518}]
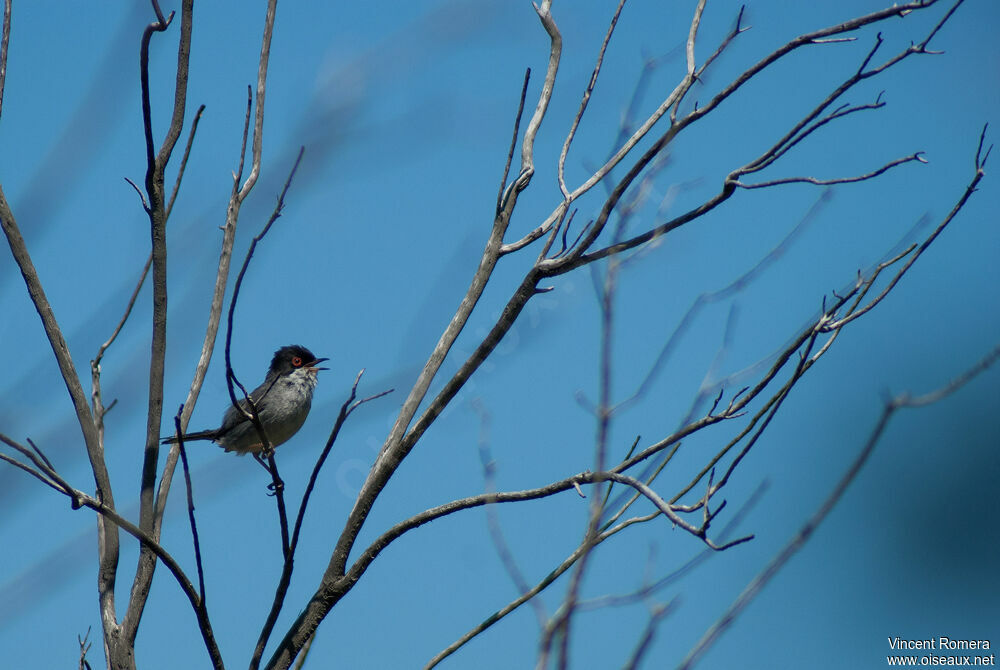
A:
[
  {"xmin": 622, "ymin": 602, "xmax": 677, "ymax": 670},
  {"xmin": 94, "ymin": 257, "xmax": 153, "ymax": 373},
  {"xmin": 693, "ymin": 5, "xmax": 749, "ymax": 81},
  {"xmin": 78, "ymin": 627, "xmax": 92, "ymax": 670},
  {"xmin": 557, "ymin": 0, "xmax": 627, "ymax": 199},
  {"xmin": 174, "ymin": 411, "xmax": 206, "ymax": 602},
  {"xmin": 473, "ymin": 401, "xmax": 546, "ymax": 628},
  {"xmin": 496, "ymin": 69, "xmax": 530, "ymax": 215},
  {"xmin": 317, "ymin": 10, "xmax": 573, "ymax": 641},
  {"xmin": 679, "ymin": 342, "xmax": 1000, "ymax": 670},
  {"xmin": 223, "ymin": 147, "xmax": 306, "ymax": 447},
  {"xmin": 824, "ymin": 141, "xmax": 987, "ymax": 330},
  {"xmin": 0, "ymin": 185, "xmax": 120, "ymax": 637},
  {"xmin": 123, "ymin": 176, "xmax": 151, "ymax": 212},
  {"xmin": 614, "ymin": 190, "xmax": 830, "ymax": 414},
  {"xmin": 603, "ymin": 133, "xmax": 983, "ymax": 518},
  {"xmin": 742, "ymin": 93, "xmax": 890, "ymax": 178},
  {"xmin": 166, "ymin": 103, "xmax": 206, "ymax": 219},
  {"xmin": 521, "ymin": 0, "xmax": 561, "ymax": 174},
  {"xmin": 265, "ymin": 454, "xmax": 291, "ymax": 558},
  {"xmin": 238, "ymin": 0, "xmax": 279, "ymax": 201},
  {"xmin": 0, "ymin": 451, "xmax": 63, "ymax": 494},
  {"xmin": 0, "ymin": 430, "xmax": 223, "ymax": 668},
  {"xmin": 503, "ymin": 0, "xmax": 717, "ymax": 254},
  {"xmin": 277, "ymin": 464, "xmax": 733, "ymax": 670},
  {"xmin": 0, "ymin": 0, "xmax": 10, "ymax": 120},
  {"xmin": 216, "ymin": 148, "xmax": 306, "ymax": 572},
  {"xmin": 609, "ymin": 129, "xmax": 987, "ymax": 527},
  {"xmin": 559, "ymin": 4, "xmax": 951, "ymax": 273},
  {"xmin": 138, "ymin": 2, "xmax": 174, "ymax": 173},
  {"xmin": 127, "ymin": 0, "xmax": 194, "ymax": 648},
  {"xmin": 253, "ymin": 371, "xmax": 391, "ymax": 670},
  {"xmin": 733, "ymin": 152, "xmax": 926, "ymax": 189}
]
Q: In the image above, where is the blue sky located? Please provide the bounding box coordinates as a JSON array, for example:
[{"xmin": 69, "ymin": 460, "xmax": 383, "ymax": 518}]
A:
[{"xmin": 1, "ymin": 1, "xmax": 998, "ymax": 668}]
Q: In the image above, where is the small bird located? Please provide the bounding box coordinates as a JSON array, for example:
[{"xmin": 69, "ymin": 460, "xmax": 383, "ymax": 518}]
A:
[{"xmin": 163, "ymin": 345, "xmax": 328, "ymax": 455}]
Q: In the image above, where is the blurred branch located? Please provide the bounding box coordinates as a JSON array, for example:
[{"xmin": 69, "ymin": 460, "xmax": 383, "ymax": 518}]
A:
[
  {"xmin": 615, "ymin": 190, "xmax": 830, "ymax": 415},
  {"xmin": 678, "ymin": 342, "xmax": 1000, "ymax": 670},
  {"xmin": 622, "ymin": 601, "xmax": 677, "ymax": 670},
  {"xmin": 625, "ymin": 130, "xmax": 987, "ymax": 518},
  {"xmin": 473, "ymin": 400, "xmax": 547, "ymax": 628},
  {"xmin": 542, "ymin": 181, "xmax": 629, "ymax": 668}
]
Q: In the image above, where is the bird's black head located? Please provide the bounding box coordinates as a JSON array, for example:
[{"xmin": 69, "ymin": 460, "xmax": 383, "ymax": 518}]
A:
[{"xmin": 269, "ymin": 345, "xmax": 329, "ymax": 377}]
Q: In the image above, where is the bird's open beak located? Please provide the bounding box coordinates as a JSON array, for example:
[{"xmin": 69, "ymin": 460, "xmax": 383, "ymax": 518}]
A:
[{"xmin": 307, "ymin": 357, "xmax": 330, "ymax": 372}]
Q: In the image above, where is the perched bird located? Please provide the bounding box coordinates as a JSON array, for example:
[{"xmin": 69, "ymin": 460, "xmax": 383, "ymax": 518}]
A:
[{"xmin": 162, "ymin": 345, "xmax": 328, "ymax": 455}]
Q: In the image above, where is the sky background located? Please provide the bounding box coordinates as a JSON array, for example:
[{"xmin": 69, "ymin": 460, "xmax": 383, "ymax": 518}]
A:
[{"xmin": 1, "ymin": 1, "xmax": 998, "ymax": 668}]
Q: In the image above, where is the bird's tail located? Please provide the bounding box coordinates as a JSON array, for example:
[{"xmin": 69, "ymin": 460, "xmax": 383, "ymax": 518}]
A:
[{"xmin": 160, "ymin": 429, "xmax": 218, "ymax": 445}]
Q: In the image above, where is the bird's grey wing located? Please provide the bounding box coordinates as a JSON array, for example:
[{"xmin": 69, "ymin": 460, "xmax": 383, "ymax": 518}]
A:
[{"xmin": 217, "ymin": 377, "xmax": 279, "ymax": 431}]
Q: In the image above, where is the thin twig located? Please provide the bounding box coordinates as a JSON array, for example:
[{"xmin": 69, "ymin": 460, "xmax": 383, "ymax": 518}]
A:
[
  {"xmin": 267, "ymin": 454, "xmax": 290, "ymax": 559},
  {"xmin": 733, "ymin": 153, "xmax": 926, "ymax": 189},
  {"xmin": 174, "ymin": 410, "xmax": 206, "ymax": 601},
  {"xmin": 557, "ymin": 0, "xmax": 627, "ymax": 199},
  {"xmin": 166, "ymin": 103, "xmax": 206, "ymax": 219},
  {"xmin": 496, "ymin": 69, "xmax": 530, "ymax": 216}
]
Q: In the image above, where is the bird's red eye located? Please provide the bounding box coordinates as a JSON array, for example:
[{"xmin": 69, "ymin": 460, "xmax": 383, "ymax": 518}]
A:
[{"xmin": 292, "ymin": 356, "xmax": 303, "ymax": 367}]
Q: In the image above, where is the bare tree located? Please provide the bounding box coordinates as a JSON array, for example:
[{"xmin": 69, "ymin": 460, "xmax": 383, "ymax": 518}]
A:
[{"xmin": 0, "ymin": 1, "xmax": 995, "ymax": 669}]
